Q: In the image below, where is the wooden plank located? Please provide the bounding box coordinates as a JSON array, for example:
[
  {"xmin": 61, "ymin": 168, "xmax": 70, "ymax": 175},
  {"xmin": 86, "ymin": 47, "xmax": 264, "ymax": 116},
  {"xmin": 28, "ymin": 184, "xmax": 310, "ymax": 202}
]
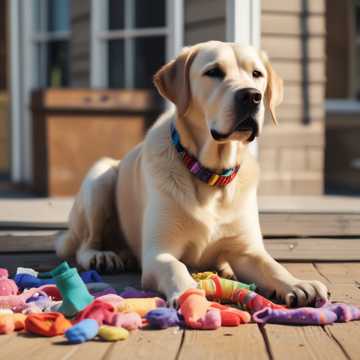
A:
[
  {"xmin": 178, "ymin": 325, "xmax": 269, "ymax": 360},
  {"xmin": 0, "ymin": 333, "xmax": 61, "ymax": 358},
  {"xmin": 265, "ymin": 239, "xmax": 360, "ymax": 261},
  {"xmin": 264, "ymin": 325, "xmax": 348, "ymax": 360},
  {"xmin": 22, "ymin": 337, "xmax": 79, "ymax": 360},
  {"xmin": 2, "ymin": 235, "xmax": 360, "ymax": 262},
  {"xmin": 62, "ymin": 340, "xmax": 112, "ymax": 360},
  {"xmin": 262, "ymin": 213, "xmax": 360, "ymax": 236},
  {"xmin": 0, "ymin": 252, "xmax": 64, "ymax": 274},
  {"xmin": 105, "ymin": 328, "xmax": 183, "ymax": 360},
  {"xmin": 325, "ymin": 322, "xmax": 360, "ymax": 360},
  {"xmin": 259, "ymin": 196, "xmax": 360, "ymax": 213},
  {"xmin": 262, "ymin": 0, "xmax": 325, "ymax": 14},
  {"xmin": 262, "ymin": 36, "xmax": 324, "ymax": 60},
  {"xmin": 282, "ymin": 263, "xmax": 330, "ymax": 283},
  {"xmin": 32, "ymin": 89, "xmax": 161, "ymax": 112},
  {"xmin": 0, "ymin": 230, "xmax": 55, "ymax": 252},
  {"xmin": 326, "ymin": 284, "xmax": 360, "ymax": 306},
  {"xmin": 262, "ymin": 14, "xmax": 325, "ymax": 36},
  {"xmin": 272, "ymin": 60, "xmax": 325, "ymax": 83},
  {"xmin": 282, "ymin": 83, "xmax": 324, "ymax": 106},
  {"xmin": 314, "ymin": 263, "xmax": 360, "ymax": 284},
  {"xmin": 259, "ymin": 123, "xmax": 325, "ymax": 148},
  {"xmin": 322, "ymin": 279, "xmax": 360, "ymax": 360},
  {"xmin": 275, "ymin": 104, "xmax": 324, "ymax": 123},
  {"xmin": 0, "ymin": 198, "xmax": 72, "ymax": 228}
]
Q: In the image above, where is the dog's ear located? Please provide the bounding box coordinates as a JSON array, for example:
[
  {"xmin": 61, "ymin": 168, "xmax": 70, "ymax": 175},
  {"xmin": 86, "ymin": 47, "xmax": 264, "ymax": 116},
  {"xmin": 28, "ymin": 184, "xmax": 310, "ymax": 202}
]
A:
[
  {"xmin": 263, "ymin": 54, "xmax": 284, "ymax": 125},
  {"xmin": 153, "ymin": 46, "xmax": 197, "ymax": 116}
]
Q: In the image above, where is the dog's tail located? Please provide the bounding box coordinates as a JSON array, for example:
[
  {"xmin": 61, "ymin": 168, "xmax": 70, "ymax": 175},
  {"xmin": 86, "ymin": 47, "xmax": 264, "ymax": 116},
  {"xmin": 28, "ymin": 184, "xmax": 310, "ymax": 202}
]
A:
[{"xmin": 54, "ymin": 230, "xmax": 78, "ymax": 259}]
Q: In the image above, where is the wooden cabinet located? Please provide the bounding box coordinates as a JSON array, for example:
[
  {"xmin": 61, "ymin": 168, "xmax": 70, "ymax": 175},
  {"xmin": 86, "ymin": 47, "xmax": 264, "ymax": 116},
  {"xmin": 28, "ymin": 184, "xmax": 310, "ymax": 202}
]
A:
[{"xmin": 31, "ymin": 89, "xmax": 162, "ymax": 196}]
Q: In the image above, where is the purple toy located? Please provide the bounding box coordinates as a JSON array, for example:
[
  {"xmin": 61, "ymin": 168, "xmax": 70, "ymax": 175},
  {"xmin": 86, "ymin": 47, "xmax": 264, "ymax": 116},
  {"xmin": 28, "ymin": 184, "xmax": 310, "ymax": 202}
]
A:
[
  {"xmin": 146, "ymin": 308, "xmax": 183, "ymax": 329},
  {"xmin": 326, "ymin": 303, "xmax": 360, "ymax": 322},
  {"xmin": 253, "ymin": 307, "xmax": 337, "ymax": 325},
  {"xmin": 120, "ymin": 287, "xmax": 161, "ymax": 299},
  {"xmin": 91, "ymin": 288, "xmax": 118, "ymax": 298}
]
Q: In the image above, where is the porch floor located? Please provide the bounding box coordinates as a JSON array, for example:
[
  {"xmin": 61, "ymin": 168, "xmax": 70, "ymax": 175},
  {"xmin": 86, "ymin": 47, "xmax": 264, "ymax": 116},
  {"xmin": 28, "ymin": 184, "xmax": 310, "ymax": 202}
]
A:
[
  {"xmin": 0, "ymin": 196, "xmax": 360, "ymax": 359},
  {"xmin": 0, "ymin": 257, "xmax": 359, "ymax": 360}
]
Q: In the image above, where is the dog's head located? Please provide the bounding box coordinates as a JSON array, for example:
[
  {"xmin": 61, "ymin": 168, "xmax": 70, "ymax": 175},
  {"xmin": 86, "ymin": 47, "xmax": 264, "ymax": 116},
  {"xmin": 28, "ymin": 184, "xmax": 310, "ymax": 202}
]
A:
[{"xmin": 154, "ymin": 41, "xmax": 283, "ymax": 144}]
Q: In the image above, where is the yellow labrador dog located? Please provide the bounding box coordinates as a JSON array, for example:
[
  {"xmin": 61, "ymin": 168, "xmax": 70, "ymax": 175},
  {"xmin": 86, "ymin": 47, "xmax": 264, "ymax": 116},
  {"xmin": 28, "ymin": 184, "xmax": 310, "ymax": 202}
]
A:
[{"xmin": 56, "ymin": 41, "xmax": 328, "ymax": 307}]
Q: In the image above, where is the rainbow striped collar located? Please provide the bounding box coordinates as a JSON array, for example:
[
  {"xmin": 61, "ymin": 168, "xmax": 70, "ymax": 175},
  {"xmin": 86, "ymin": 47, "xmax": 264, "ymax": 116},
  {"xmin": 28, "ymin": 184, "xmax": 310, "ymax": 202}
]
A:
[{"xmin": 170, "ymin": 123, "xmax": 240, "ymax": 187}]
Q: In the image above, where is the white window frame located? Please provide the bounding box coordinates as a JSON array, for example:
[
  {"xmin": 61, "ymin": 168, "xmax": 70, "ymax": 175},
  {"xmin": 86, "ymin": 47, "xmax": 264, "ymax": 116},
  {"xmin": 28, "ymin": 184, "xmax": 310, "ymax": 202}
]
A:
[
  {"xmin": 90, "ymin": 0, "xmax": 184, "ymax": 88},
  {"xmin": 226, "ymin": 0, "xmax": 261, "ymax": 157},
  {"xmin": 10, "ymin": 0, "xmax": 71, "ymax": 183},
  {"xmin": 32, "ymin": 0, "xmax": 71, "ymax": 87}
]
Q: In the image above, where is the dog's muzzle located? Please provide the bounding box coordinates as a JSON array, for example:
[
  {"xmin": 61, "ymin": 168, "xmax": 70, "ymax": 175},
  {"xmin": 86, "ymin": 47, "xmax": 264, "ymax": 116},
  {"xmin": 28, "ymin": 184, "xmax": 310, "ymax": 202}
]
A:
[{"xmin": 211, "ymin": 87, "xmax": 261, "ymax": 142}]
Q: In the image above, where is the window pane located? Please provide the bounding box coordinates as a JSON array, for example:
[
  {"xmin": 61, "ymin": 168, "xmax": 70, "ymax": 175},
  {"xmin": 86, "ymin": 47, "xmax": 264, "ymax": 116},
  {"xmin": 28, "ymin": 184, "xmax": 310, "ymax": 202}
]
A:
[
  {"xmin": 33, "ymin": 0, "xmax": 47, "ymax": 33},
  {"xmin": 109, "ymin": 40, "xmax": 125, "ymax": 88},
  {"xmin": 33, "ymin": 0, "xmax": 70, "ymax": 33},
  {"xmin": 134, "ymin": 36, "xmax": 165, "ymax": 89},
  {"xmin": 135, "ymin": 0, "xmax": 166, "ymax": 28},
  {"xmin": 36, "ymin": 41, "xmax": 69, "ymax": 87},
  {"xmin": 47, "ymin": 0, "xmax": 70, "ymax": 32},
  {"xmin": 47, "ymin": 41, "xmax": 69, "ymax": 87},
  {"xmin": 109, "ymin": 0, "xmax": 125, "ymax": 30}
]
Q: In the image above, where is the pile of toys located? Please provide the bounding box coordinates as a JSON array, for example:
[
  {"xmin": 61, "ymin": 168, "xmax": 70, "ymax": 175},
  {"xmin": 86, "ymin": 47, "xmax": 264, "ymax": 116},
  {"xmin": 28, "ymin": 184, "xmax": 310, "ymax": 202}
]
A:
[{"xmin": 0, "ymin": 264, "xmax": 359, "ymax": 344}]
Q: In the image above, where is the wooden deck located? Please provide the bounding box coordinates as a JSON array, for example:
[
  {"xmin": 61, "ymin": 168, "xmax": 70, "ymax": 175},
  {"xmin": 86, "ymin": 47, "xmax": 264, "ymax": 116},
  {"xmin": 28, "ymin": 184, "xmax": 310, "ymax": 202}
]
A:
[
  {"xmin": 0, "ymin": 258, "xmax": 359, "ymax": 360},
  {"xmin": 0, "ymin": 196, "xmax": 360, "ymax": 359}
]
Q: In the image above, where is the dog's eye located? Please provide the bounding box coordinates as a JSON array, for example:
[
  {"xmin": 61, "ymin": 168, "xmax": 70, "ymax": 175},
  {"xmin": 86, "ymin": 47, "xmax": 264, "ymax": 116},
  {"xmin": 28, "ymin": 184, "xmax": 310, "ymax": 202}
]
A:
[
  {"xmin": 204, "ymin": 67, "xmax": 225, "ymax": 78},
  {"xmin": 252, "ymin": 70, "xmax": 263, "ymax": 78}
]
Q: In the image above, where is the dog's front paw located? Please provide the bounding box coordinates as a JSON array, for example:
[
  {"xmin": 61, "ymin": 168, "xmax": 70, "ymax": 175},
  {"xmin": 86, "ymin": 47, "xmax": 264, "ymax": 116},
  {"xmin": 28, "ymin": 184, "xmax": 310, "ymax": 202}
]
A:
[
  {"xmin": 275, "ymin": 279, "xmax": 329, "ymax": 307},
  {"xmin": 77, "ymin": 249, "xmax": 125, "ymax": 273}
]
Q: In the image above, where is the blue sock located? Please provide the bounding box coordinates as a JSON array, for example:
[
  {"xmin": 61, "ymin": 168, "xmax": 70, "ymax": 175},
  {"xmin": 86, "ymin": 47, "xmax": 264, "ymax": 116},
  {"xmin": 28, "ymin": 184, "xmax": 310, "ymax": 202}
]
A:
[
  {"xmin": 65, "ymin": 319, "xmax": 99, "ymax": 343},
  {"xmin": 80, "ymin": 270, "xmax": 103, "ymax": 283},
  {"xmin": 14, "ymin": 274, "xmax": 55, "ymax": 290}
]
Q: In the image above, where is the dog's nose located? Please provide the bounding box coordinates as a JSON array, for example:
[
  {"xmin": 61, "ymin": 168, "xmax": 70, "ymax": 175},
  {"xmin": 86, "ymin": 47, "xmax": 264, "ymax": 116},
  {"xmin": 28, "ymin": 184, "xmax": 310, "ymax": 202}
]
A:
[{"xmin": 235, "ymin": 88, "xmax": 262, "ymax": 107}]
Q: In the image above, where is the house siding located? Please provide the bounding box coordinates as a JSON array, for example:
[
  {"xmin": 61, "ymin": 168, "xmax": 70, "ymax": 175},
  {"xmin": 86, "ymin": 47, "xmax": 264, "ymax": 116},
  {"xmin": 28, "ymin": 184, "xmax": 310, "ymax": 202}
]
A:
[{"xmin": 259, "ymin": 0, "xmax": 326, "ymax": 195}]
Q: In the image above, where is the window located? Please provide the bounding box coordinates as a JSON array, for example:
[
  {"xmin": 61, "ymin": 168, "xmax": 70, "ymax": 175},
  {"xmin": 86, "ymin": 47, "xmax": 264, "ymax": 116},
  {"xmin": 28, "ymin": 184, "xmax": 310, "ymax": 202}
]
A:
[
  {"xmin": 32, "ymin": 0, "xmax": 70, "ymax": 87},
  {"xmin": 91, "ymin": 0, "xmax": 182, "ymax": 89}
]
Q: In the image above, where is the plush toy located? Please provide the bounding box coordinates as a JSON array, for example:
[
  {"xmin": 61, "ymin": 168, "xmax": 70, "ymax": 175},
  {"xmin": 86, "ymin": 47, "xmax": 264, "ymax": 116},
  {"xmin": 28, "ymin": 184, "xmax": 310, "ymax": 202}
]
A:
[
  {"xmin": 0, "ymin": 268, "xmax": 18, "ymax": 296},
  {"xmin": 65, "ymin": 319, "xmax": 99, "ymax": 343},
  {"xmin": 195, "ymin": 273, "xmax": 285, "ymax": 313},
  {"xmin": 117, "ymin": 297, "xmax": 167, "ymax": 317},
  {"xmin": 74, "ymin": 299, "xmax": 115, "ymax": 325},
  {"xmin": 98, "ymin": 325, "xmax": 129, "ymax": 341},
  {"xmin": 0, "ymin": 313, "xmax": 26, "ymax": 334},
  {"xmin": 177, "ymin": 288, "xmax": 251, "ymax": 330},
  {"xmin": 0, "ymin": 288, "xmax": 48, "ymax": 312},
  {"xmin": 50, "ymin": 262, "xmax": 94, "ymax": 317},
  {"xmin": 25, "ymin": 312, "xmax": 72, "ymax": 337},
  {"xmin": 146, "ymin": 308, "xmax": 183, "ymax": 329}
]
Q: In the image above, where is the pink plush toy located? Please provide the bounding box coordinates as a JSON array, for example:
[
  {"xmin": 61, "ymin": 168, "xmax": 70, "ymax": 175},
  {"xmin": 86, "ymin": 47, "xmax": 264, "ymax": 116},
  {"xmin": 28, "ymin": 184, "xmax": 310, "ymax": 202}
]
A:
[{"xmin": 0, "ymin": 269, "xmax": 18, "ymax": 296}]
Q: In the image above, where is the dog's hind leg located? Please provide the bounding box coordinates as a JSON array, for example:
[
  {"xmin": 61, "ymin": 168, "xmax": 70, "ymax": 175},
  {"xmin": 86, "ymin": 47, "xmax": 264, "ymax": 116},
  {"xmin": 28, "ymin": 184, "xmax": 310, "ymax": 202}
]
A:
[{"xmin": 57, "ymin": 157, "xmax": 129, "ymax": 273}]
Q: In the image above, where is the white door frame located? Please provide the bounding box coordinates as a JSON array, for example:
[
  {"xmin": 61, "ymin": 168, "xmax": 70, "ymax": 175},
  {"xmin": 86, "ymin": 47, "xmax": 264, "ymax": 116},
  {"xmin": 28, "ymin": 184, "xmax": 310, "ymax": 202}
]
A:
[
  {"xmin": 226, "ymin": 0, "xmax": 261, "ymax": 157},
  {"xmin": 9, "ymin": 0, "xmax": 34, "ymax": 183}
]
